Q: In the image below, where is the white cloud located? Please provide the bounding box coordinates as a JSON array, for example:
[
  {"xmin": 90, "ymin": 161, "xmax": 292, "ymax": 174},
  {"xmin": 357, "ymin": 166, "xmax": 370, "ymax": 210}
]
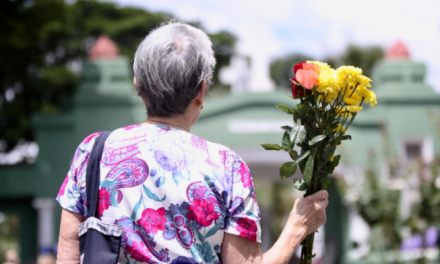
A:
[{"xmin": 110, "ymin": 0, "xmax": 440, "ymax": 92}]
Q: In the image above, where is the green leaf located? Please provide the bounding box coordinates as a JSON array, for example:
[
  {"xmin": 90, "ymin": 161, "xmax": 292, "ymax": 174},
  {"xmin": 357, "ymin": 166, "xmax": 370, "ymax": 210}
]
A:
[
  {"xmin": 303, "ymin": 155, "xmax": 314, "ymax": 185},
  {"xmin": 324, "ymin": 145, "xmax": 336, "ymax": 161},
  {"xmin": 332, "ymin": 155, "xmax": 341, "ymax": 167},
  {"xmin": 281, "ymin": 125, "xmax": 292, "ymax": 131},
  {"xmin": 275, "ymin": 104, "xmax": 295, "ymax": 114},
  {"xmin": 309, "ymin": 135, "xmax": 326, "ymax": 146},
  {"xmin": 323, "ymin": 178, "xmax": 332, "ymax": 189},
  {"xmin": 289, "ymin": 150, "xmax": 298, "ymax": 160},
  {"xmin": 341, "ymin": 135, "xmax": 352, "ymax": 141},
  {"xmin": 280, "ymin": 162, "xmax": 297, "ymax": 179},
  {"xmin": 291, "ymin": 150, "xmax": 310, "ymax": 168},
  {"xmin": 261, "ymin": 143, "xmax": 283, "ymax": 151},
  {"xmin": 328, "ymin": 155, "xmax": 341, "ymax": 174},
  {"xmin": 293, "ymin": 111, "xmax": 301, "ymax": 123},
  {"xmin": 143, "ymin": 185, "xmax": 166, "ymax": 202},
  {"xmin": 293, "ymin": 178, "xmax": 308, "ymax": 191},
  {"xmin": 290, "ymin": 119, "xmax": 307, "ymax": 145},
  {"xmin": 282, "ymin": 131, "xmax": 292, "ymax": 151}
]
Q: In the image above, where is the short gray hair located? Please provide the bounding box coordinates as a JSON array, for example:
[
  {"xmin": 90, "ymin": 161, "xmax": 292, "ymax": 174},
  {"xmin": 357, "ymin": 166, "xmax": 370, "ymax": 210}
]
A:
[{"xmin": 133, "ymin": 22, "xmax": 216, "ymax": 117}]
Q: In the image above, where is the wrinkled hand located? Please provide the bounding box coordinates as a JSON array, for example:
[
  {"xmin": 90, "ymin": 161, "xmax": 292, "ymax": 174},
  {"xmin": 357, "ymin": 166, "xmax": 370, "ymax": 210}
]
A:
[{"xmin": 289, "ymin": 190, "xmax": 329, "ymax": 237}]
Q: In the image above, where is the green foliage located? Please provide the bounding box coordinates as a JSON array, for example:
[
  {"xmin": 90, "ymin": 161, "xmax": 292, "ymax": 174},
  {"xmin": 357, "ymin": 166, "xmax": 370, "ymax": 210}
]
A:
[
  {"xmin": 261, "ymin": 143, "xmax": 282, "ymax": 151},
  {"xmin": 270, "ymin": 45, "xmax": 383, "ymax": 90},
  {"xmin": 303, "ymin": 155, "xmax": 314, "ymax": 185},
  {"xmin": 293, "ymin": 178, "xmax": 308, "ymax": 191},
  {"xmin": 208, "ymin": 30, "xmax": 237, "ymax": 89},
  {"xmin": 275, "ymin": 104, "xmax": 296, "ymax": 114},
  {"xmin": 279, "ymin": 162, "xmax": 297, "ymax": 179},
  {"xmin": 327, "ymin": 44, "xmax": 384, "ymax": 78},
  {"xmin": 0, "ymin": 0, "xmax": 236, "ymax": 153},
  {"xmin": 270, "ymin": 53, "xmax": 314, "ymax": 88},
  {"xmin": 309, "ymin": 135, "xmax": 326, "ymax": 146}
]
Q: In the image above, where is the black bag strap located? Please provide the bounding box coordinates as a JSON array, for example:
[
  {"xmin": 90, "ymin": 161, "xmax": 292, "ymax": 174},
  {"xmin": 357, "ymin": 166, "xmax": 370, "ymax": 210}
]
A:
[{"xmin": 86, "ymin": 131, "xmax": 111, "ymax": 219}]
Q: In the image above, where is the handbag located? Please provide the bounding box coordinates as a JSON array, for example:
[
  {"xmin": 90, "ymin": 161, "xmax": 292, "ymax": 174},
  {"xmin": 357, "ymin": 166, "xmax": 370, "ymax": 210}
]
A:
[{"xmin": 79, "ymin": 131, "xmax": 123, "ymax": 264}]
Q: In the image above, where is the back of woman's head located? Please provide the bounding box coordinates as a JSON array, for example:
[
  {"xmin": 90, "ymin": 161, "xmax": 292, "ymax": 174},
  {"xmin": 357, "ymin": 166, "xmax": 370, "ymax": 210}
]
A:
[{"xmin": 133, "ymin": 21, "xmax": 216, "ymax": 117}]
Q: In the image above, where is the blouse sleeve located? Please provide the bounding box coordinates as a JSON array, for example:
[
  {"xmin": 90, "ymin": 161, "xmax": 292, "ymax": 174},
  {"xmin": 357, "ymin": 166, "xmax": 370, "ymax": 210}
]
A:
[
  {"xmin": 56, "ymin": 132, "xmax": 101, "ymax": 215},
  {"xmin": 224, "ymin": 154, "xmax": 262, "ymax": 243}
]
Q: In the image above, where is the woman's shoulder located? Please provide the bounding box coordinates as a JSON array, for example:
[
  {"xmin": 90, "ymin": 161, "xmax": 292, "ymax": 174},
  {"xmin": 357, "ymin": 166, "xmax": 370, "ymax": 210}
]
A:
[{"xmin": 188, "ymin": 133, "xmax": 244, "ymax": 164}]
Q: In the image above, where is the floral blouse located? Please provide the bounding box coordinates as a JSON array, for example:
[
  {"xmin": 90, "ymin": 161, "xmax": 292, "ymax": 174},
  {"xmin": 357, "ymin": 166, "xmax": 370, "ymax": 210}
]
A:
[{"xmin": 56, "ymin": 124, "xmax": 261, "ymax": 264}]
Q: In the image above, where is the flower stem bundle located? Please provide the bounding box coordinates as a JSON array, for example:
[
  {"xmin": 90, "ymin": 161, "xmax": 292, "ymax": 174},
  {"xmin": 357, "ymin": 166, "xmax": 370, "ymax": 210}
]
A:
[{"xmin": 262, "ymin": 61, "xmax": 377, "ymax": 264}]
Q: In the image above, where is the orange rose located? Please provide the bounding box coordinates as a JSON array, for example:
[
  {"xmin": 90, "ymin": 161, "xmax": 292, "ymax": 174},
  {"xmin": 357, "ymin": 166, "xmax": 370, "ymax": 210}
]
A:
[{"xmin": 296, "ymin": 62, "xmax": 320, "ymax": 89}]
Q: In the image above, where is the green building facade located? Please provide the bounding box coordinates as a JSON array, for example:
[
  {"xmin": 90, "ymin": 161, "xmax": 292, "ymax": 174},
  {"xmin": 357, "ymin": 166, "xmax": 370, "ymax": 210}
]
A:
[{"xmin": 1, "ymin": 41, "xmax": 439, "ymax": 264}]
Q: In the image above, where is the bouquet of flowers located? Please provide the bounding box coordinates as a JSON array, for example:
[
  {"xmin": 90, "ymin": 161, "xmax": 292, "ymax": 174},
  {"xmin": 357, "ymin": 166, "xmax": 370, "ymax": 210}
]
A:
[{"xmin": 262, "ymin": 61, "xmax": 377, "ymax": 264}]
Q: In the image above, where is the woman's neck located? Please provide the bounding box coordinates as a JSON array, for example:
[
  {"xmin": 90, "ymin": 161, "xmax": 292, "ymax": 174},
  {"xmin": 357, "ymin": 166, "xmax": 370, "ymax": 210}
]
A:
[{"xmin": 145, "ymin": 115, "xmax": 192, "ymax": 132}]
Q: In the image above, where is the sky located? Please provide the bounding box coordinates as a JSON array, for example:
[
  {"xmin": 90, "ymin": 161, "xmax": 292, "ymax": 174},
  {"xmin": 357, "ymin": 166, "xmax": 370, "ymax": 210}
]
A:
[{"xmin": 109, "ymin": 0, "xmax": 440, "ymax": 93}]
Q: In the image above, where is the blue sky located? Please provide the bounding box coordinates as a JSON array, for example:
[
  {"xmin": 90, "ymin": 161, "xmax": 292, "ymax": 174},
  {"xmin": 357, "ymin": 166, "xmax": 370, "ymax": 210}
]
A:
[{"xmin": 109, "ymin": 0, "xmax": 440, "ymax": 92}]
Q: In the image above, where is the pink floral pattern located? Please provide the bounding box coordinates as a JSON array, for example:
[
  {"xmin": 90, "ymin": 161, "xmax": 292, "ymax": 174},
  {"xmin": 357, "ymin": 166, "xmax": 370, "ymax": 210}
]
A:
[
  {"xmin": 238, "ymin": 162, "xmax": 253, "ymax": 189},
  {"xmin": 97, "ymin": 188, "xmax": 111, "ymax": 217},
  {"xmin": 188, "ymin": 198, "xmax": 220, "ymax": 227},
  {"xmin": 236, "ymin": 218, "xmax": 258, "ymax": 242},
  {"xmin": 56, "ymin": 124, "xmax": 261, "ymax": 263},
  {"xmin": 138, "ymin": 208, "xmax": 167, "ymax": 235}
]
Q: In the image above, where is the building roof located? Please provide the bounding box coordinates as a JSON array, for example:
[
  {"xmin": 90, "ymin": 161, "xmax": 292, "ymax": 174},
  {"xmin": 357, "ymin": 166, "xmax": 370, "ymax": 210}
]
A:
[{"xmin": 88, "ymin": 35, "xmax": 119, "ymax": 60}]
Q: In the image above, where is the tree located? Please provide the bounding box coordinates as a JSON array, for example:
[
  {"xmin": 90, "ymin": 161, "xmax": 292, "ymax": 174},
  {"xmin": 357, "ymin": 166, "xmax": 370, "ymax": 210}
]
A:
[
  {"xmin": 269, "ymin": 53, "xmax": 314, "ymax": 88},
  {"xmin": 0, "ymin": 0, "xmax": 236, "ymax": 155},
  {"xmin": 327, "ymin": 44, "xmax": 384, "ymax": 78},
  {"xmin": 270, "ymin": 45, "xmax": 384, "ymax": 90}
]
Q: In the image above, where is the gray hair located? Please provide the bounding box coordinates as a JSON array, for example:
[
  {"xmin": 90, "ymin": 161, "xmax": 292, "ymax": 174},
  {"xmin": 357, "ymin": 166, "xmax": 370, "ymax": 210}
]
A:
[{"xmin": 133, "ymin": 22, "xmax": 216, "ymax": 117}]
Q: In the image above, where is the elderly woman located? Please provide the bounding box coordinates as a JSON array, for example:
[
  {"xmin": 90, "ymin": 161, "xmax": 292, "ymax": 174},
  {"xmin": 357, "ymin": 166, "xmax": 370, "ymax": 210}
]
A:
[{"xmin": 56, "ymin": 22, "xmax": 328, "ymax": 264}]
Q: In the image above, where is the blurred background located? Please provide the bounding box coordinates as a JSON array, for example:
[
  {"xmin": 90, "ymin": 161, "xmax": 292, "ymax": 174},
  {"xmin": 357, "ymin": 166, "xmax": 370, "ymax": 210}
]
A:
[{"xmin": 1, "ymin": 0, "xmax": 440, "ymax": 263}]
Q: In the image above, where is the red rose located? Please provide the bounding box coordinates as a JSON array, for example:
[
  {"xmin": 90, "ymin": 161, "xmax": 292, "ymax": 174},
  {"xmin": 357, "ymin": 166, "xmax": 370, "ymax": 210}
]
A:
[
  {"xmin": 188, "ymin": 198, "xmax": 220, "ymax": 227},
  {"xmin": 137, "ymin": 207, "xmax": 167, "ymax": 234},
  {"xmin": 236, "ymin": 218, "xmax": 258, "ymax": 241},
  {"xmin": 98, "ymin": 188, "xmax": 111, "ymax": 216},
  {"xmin": 291, "ymin": 78, "xmax": 311, "ymax": 99},
  {"xmin": 293, "ymin": 62, "xmax": 307, "ymax": 75},
  {"xmin": 296, "ymin": 62, "xmax": 320, "ymax": 89}
]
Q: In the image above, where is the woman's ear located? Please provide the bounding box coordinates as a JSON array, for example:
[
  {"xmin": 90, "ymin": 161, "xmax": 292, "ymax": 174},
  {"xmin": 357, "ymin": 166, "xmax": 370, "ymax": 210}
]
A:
[
  {"xmin": 195, "ymin": 80, "xmax": 207, "ymax": 108},
  {"xmin": 133, "ymin": 77, "xmax": 137, "ymax": 88}
]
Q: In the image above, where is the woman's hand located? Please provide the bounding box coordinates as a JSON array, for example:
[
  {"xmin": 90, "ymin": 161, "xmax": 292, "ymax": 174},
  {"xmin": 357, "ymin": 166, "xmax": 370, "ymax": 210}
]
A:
[
  {"xmin": 221, "ymin": 190, "xmax": 329, "ymax": 264},
  {"xmin": 289, "ymin": 190, "xmax": 329, "ymax": 238}
]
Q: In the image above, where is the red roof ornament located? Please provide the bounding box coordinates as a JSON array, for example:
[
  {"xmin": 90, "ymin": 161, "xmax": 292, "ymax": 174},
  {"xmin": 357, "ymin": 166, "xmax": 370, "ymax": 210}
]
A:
[
  {"xmin": 386, "ymin": 41, "xmax": 410, "ymax": 59},
  {"xmin": 89, "ymin": 35, "xmax": 119, "ymax": 60}
]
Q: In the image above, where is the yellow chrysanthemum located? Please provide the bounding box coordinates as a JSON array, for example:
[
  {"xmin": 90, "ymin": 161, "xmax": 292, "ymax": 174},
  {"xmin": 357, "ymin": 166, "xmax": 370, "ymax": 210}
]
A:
[
  {"xmin": 355, "ymin": 85, "xmax": 369, "ymax": 97},
  {"xmin": 316, "ymin": 68, "xmax": 341, "ymax": 95},
  {"xmin": 335, "ymin": 107, "xmax": 352, "ymax": 118},
  {"xmin": 307, "ymin": 61, "xmax": 332, "ymax": 72},
  {"xmin": 358, "ymin": 75, "xmax": 372, "ymax": 88},
  {"xmin": 346, "ymin": 105, "xmax": 363, "ymax": 113},
  {"xmin": 336, "ymin": 66, "xmax": 363, "ymax": 91},
  {"xmin": 355, "ymin": 85, "xmax": 377, "ymax": 107},
  {"xmin": 343, "ymin": 93, "xmax": 362, "ymax": 105},
  {"xmin": 333, "ymin": 125, "xmax": 346, "ymax": 133},
  {"xmin": 366, "ymin": 91, "xmax": 377, "ymax": 107},
  {"xmin": 317, "ymin": 94, "xmax": 333, "ymax": 103}
]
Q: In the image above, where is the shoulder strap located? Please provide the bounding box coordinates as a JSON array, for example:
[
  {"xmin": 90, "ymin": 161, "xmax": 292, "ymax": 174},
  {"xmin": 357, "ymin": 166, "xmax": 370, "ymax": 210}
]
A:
[{"xmin": 86, "ymin": 131, "xmax": 111, "ymax": 219}]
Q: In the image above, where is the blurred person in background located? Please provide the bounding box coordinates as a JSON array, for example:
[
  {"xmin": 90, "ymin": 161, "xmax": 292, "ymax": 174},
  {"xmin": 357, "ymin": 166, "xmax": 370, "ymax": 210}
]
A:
[
  {"xmin": 3, "ymin": 249, "xmax": 19, "ymax": 264},
  {"xmin": 56, "ymin": 21, "xmax": 328, "ymax": 264},
  {"xmin": 36, "ymin": 254, "xmax": 55, "ymax": 264}
]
